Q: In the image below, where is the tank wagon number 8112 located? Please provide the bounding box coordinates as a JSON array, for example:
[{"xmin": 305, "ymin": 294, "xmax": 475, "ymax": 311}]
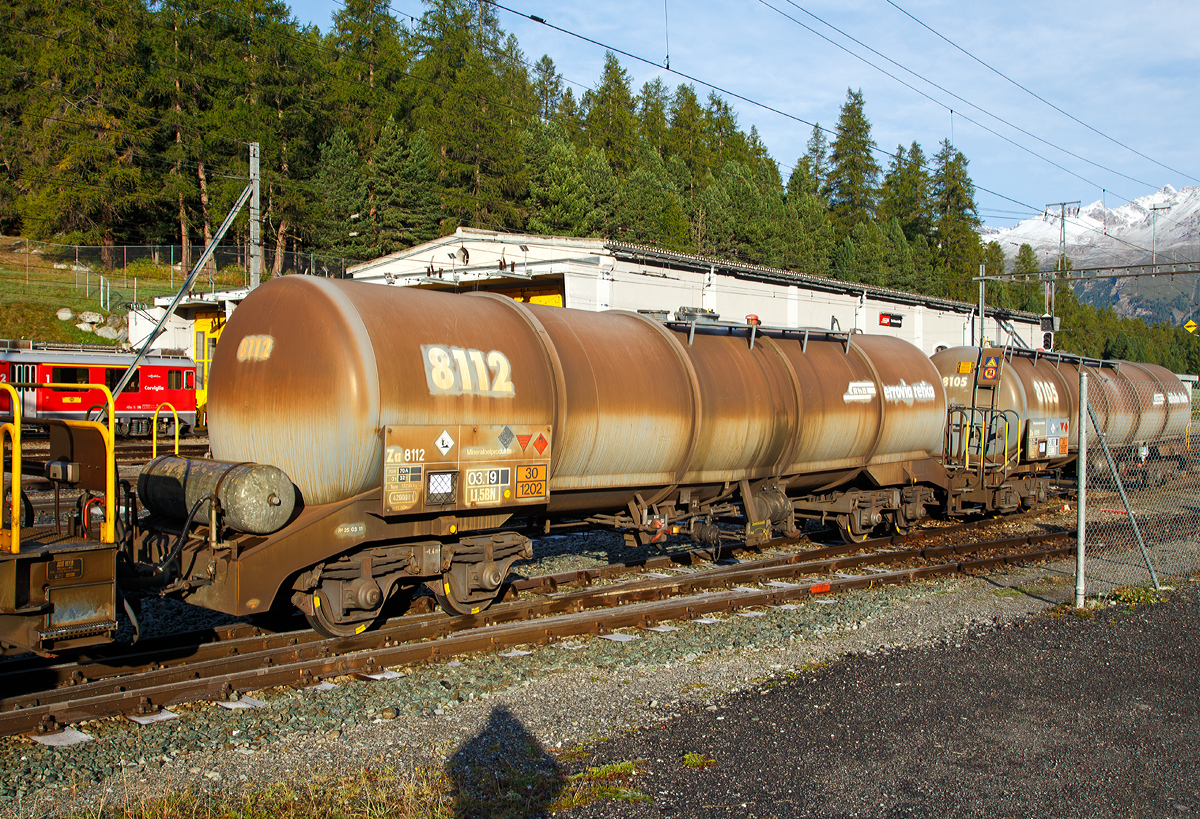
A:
[{"xmin": 0, "ymin": 277, "xmax": 1190, "ymax": 651}]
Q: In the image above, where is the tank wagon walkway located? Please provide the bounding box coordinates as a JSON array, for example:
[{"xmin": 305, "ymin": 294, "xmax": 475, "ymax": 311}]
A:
[{"xmin": 565, "ymin": 583, "xmax": 1200, "ymax": 819}]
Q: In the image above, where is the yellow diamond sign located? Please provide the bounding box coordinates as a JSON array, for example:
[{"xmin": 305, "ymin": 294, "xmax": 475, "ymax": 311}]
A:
[{"xmin": 1186, "ymin": 320, "xmax": 1198, "ymax": 334}]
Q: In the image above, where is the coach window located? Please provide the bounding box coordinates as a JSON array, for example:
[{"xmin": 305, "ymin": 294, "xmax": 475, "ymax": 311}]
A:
[
  {"xmin": 185, "ymin": 370, "xmax": 195, "ymax": 390},
  {"xmin": 51, "ymin": 366, "xmax": 89, "ymax": 391},
  {"xmin": 106, "ymin": 367, "xmax": 139, "ymax": 392}
]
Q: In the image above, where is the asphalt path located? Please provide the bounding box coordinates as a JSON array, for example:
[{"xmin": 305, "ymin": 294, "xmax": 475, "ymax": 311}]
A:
[{"xmin": 565, "ymin": 584, "xmax": 1200, "ymax": 818}]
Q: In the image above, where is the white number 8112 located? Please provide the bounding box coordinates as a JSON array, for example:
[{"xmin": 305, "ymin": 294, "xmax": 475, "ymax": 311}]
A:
[{"xmin": 421, "ymin": 345, "xmax": 515, "ymax": 397}]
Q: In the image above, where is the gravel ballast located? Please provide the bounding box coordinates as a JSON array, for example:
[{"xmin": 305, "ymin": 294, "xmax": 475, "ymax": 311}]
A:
[{"xmin": 3, "ymin": 513, "xmax": 1186, "ymax": 818}]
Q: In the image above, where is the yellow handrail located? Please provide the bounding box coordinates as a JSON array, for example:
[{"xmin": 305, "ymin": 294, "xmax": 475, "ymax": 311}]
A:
[
  {"xmin": 11, "ymin": 381, "xmax": 116, "ymax": 545},
  {"xmin": 0, "ymin": 383, "xmax": 21, "ymax": 554},
  {"xmin": 152, "ymin": 402, "xmax": 180, "ymax": 458}
]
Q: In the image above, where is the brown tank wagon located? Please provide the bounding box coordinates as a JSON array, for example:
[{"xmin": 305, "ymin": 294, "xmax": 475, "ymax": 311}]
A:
[
  {"xmin": 160, "ymin": 276, "xmax": 951, "ymax": 632},
  {"xmin": 5, "ymin": 277, "xmax": 1192, "ymax": 652},
  {"xmin": 930, "ymin": 345, "xmax": 1192, "ymax": 509}
]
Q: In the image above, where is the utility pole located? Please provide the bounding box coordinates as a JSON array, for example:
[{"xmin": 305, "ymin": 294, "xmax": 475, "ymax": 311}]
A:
[
  {"xmin": 1151, "ymin": 203, "xmax": 1170, "ymax": 278},
  {"xmin": 249, "ymin": 142, "xmax": 261, "ymax": 289},
  {"xmin": 1044, "ymin": 201, "xmax": 1079, "ymax": 318},
  {"xmin": 978, "ymin": 264, "xmax": 986, "ymax": 348}
]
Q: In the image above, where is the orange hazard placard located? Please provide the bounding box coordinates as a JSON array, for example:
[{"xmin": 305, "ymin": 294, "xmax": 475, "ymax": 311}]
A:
[{"xmin": 515, "ymin": 464, "xmax": 546, "ymax": 498}]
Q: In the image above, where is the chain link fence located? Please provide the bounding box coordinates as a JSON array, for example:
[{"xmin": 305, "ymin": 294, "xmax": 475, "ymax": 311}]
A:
[
  {"xmin": 0, "ymin": 237, "xmax": 360, "ymax": 312},
  {"xmin": 1079, "ymin": 374, "xmax": 1200, "ymax": 597}
]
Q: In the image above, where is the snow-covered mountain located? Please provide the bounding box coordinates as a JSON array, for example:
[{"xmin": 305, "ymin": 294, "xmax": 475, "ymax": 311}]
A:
[{"xmin": 981, "ymin": 186, "xmax": 1200, "ymax": 324}]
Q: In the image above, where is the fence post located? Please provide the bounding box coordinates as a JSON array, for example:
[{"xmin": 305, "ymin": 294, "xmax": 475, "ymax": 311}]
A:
[
  {"xmin": 25, "ymin": 240, "xmax": 29, "ymax": 287},
  {"xmin": 1075, "ymin": 370, "xmax": 1087, "ymax": 607},
  {"xmin": 170, "ymin": 246, "xmax": 174, "ymax": 289},
  {"xmin": 124, "ymin": 246, "xmax": 128, "ymax": 287}
]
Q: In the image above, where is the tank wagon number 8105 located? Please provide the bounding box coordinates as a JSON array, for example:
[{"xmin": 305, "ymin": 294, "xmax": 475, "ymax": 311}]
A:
[{"xmin": 422, "ymin": 344, "xmax": 515, "ymax": 397}]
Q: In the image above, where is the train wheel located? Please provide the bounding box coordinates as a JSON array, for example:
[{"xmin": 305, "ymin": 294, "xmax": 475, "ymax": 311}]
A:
[
  {"xmin": 304, "ymin": 590, "xmax": 384, "ymax": 638},
  {"xmin": 835, "ymin": 513, "xmax": 870, "ymax": 544},
  {"xmin": 428, "ymin": 575, "xmax": 502, "ymax": 617},
  {"xmin": 838, "ymin": 526, "xmax": 870, "ymax": 544},
  {"xmin": 888, "ymin": 511, "xmax": 910, "ymax": 536}
]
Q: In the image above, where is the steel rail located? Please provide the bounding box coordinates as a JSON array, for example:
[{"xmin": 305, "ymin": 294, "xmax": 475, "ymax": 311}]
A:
[
  {"xmin": 0, "ymin": 530, "xmax": 1072, "ymax": 737},
  {"xmin": 0, "ymin": 514, "xmax": 1019, "ymax": 691}
]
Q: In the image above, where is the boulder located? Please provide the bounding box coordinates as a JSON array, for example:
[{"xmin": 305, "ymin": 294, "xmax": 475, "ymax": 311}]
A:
[
  {"xmin": 106, "ymin": 313, "xmax": 124, "ymax": 328},
  {"xmin": 96, "ymin": 326, "xmax": 119, "ymax": 340},
  {"xmin": 75, "ymin": 323, "xmax": 94, "ymax": 334},
  {"xmin": 116, "ymin": 327, "xmax": 129, "ymax": 343},
  {"xmin": 57, "ymin": 308, "xmax": 75, "ymax": 321},
  {"xmin": 79, "ymin": 311, "xmax": 104, "ymax": 325}
]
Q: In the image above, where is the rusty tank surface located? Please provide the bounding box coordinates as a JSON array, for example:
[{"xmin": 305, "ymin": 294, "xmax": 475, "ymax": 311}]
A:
[
  {"xmin": 209, "ymin": 277, "xmax": 947, "ymax": 510},
  {"xmin": 178, "ymin": 276, "xmax": 959, "ymax": 628},
  {"xmin": 932, "ymin": 346, "xmax": 1191, "ymax": 461}
]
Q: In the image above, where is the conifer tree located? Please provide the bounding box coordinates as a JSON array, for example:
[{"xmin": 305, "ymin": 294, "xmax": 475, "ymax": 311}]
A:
[
  {"xmin": 554, "ymin": 88, "xmax": 585, "ymax": 146},
  {"xmin": 932, "ymin": 139, "xmax": 982, "ymax": 298},
  {"xmin": 825, "ymin": 89, "xmax": 880, "ymax": 241},
  {"xmin": 409, "ymin": 0, "xmax": 531, "ymax": 230},
  {"xmin": 313, "ymin": 128, "xmax": 368, "ymax": 258},
  {"xmin": 526, "ymin": 121, "xmax": 594, "ymax": 236},
  {"xmin": 612, "ymin": 147, "xmax": 689, "ymax": 248},
  {"xmin": 787, "ymin": 124, "xmax": 828, "ymax": 203},
  {"xmin": 582, "ymin": 53, "xmax": 639, "ymax": 178},
  {"xmin": 666, "ymin": 84, "xmax": 707, "ymax": 194},
  {"xmin": 532, "ymin": 55, "xmax": 562, "ymax": 121},
  {"xmin": 371, "ymin": 124, "xmax": 442, "ymax": 253},
  {"xmin": 18, "ymin": 0, "xmax": 153, "ymax": 265},
  {"xmin": 637, "ymin": 78, "xmax": 671, "ymax": 153},
  {"xmin": 1012, "ymin": 243, "xmax": 1042, "ymax": 311},
  {"xmin": 877, "ymin": 141, "xmax": 932, "ymax": 242},
  {"xmin": 324, "ymin": 0, "xmax": 408, "ymax": 147}
]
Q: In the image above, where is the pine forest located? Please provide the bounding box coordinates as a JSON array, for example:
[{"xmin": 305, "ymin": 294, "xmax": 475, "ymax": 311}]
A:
[{"xmin": 2, "ymin": 0, "xmax": 1197, "ymax": 372}]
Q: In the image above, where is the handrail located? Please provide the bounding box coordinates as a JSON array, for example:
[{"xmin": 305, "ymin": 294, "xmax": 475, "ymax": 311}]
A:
[
  {"xmin": 0, "ymin": 383, "xmax": 21, "ymax": 553},
  {"xmin": 152, "ymin": 402, "xmax": 180, "ymax": 458},
  {"xmin": 2, "ymin": 381, "xmax": 116, "ymax": 545}
]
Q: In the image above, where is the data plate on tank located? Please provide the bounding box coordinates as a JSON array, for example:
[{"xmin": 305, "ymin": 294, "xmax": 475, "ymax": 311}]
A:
[
  {"xmin": 381, "ymin": 425, "xmax": 552, "ymax": 514},
  {"xmin": 1025, "ymin": 417, "xmax": 1069, "ymax": 461}
]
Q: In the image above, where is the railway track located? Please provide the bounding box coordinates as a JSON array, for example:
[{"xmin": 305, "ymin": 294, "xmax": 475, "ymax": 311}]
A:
[{"xmin": 0, "ymin": 517, "xmax": 1073, "ymax": 737}]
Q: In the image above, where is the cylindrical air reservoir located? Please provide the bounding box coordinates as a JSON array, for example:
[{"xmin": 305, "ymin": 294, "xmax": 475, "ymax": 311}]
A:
[{"xmin": 138, "ymin": 456, "xmax": 296, "ymax": 534}]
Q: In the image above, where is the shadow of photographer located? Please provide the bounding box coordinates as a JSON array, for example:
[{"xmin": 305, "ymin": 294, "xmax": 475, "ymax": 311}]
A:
[{"xmin": 447, "ymin": 705, "xmax": 565, "ymax": 818}]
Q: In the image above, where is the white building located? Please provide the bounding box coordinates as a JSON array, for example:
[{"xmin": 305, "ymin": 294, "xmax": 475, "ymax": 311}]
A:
[{"xmin": 349, "ymin": 228, "xmax": 1042, "ymax": 354}]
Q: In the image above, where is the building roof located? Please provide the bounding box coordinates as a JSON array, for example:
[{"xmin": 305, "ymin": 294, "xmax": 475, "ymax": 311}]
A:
[{"xmin": 349, "ymin": 227, "xmax": 1040, "ymax": 322}]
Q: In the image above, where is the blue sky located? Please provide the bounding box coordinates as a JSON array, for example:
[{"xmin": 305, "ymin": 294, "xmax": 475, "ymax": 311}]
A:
[{"xmin": 287, "ymin": 0, "xmax": 1200, "ymax": 229}]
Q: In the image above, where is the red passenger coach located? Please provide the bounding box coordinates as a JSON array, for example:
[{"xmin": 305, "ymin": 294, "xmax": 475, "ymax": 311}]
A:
[{"xmin": 0, "ymin": 340, "xmax": 197, "ymax": 436}]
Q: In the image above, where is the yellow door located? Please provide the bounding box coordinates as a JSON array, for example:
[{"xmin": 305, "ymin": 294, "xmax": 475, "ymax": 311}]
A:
[{"xmin": 193, "ymin": 311, "xmax": 226, "ymax": 428}]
